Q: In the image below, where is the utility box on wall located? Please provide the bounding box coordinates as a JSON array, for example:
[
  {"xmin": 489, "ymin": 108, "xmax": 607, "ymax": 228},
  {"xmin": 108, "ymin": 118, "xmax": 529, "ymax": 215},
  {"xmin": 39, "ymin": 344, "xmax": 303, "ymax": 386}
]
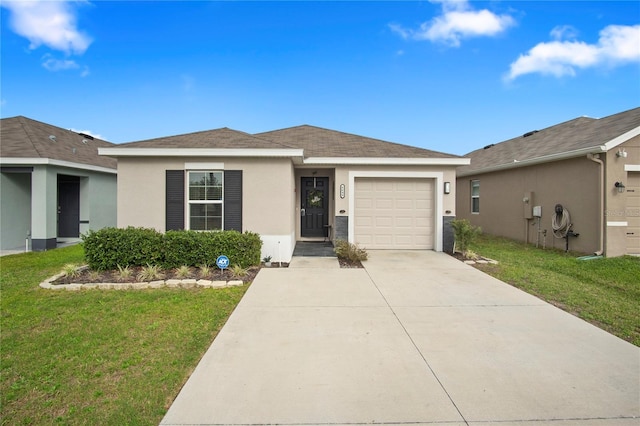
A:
[{"xmin": 533, "ymin": 205, "xmax": 542, "ymax": 218}]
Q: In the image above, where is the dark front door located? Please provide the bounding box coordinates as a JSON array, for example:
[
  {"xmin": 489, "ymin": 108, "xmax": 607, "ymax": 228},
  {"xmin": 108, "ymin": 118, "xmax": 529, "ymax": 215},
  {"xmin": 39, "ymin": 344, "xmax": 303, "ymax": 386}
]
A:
[
  {"xmin": 301, "ymin": 177, "xmax": 329, "ymax": 238},
  {"xmin": 57, "ymin": 175, "xmax": 80, "ymax": 238}
]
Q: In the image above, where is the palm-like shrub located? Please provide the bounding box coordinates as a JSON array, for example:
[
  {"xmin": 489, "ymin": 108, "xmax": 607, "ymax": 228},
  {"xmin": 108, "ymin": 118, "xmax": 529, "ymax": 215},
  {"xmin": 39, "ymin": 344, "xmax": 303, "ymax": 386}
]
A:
[{"xmin": 334, "ymin": 240, "xmax": 368, "ymax": 262}]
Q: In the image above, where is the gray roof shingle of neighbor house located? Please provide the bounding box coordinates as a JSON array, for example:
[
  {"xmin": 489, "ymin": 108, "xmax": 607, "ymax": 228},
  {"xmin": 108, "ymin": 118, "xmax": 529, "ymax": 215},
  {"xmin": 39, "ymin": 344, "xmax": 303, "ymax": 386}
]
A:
[
  {"xmin": 1, "ymin": 116, "xmax": 117, "ymax": 170},
  {"xmin": 116, "ymin": 124, "xmax": 461, "ymax": 159},
  {"xmin": 459, "ymin": 107, "xmax": 640, "ymax": 175}
]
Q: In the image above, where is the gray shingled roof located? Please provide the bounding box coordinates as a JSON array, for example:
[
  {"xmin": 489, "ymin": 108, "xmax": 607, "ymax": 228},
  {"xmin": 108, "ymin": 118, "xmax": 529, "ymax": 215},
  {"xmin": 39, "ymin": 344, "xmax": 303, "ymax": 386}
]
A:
[
  {"xmin": 1, "ymin": 116, "xmax": 117, "ymax": 170},
  {"xmin": 459, "ymin": 107, "xmax": 640, "ymax": 175},
  {"xmin": 113, "ymin": 124, "xmax": 460, "ymax": 159},
  {"xmin": 256, "ymin": 125, "xmax": 460, "ymax": 158},
  {"xmin": 117, "ymin": 127, "xmax": 294, "ymax": 150}
]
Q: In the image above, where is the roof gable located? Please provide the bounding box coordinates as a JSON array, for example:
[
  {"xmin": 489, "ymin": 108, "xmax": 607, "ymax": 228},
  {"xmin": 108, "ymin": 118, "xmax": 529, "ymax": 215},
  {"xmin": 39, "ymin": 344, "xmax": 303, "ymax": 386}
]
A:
[
  {"xmin": 102, "ymin": 124, "xmax": 464, "ymax": 162},
  {"xmin": 256, "ymin": 125, "xmax": 459, "ymax": 158},
  {"xmin": 117, "ymin": 127, "xmax": 294, "ymax": 150},
  {"xmin": 459, "ymin": 107, "xmax": 640, "ymax": 175},
  {"xmin": 1, "ymin": 116, "xmax": 117, "ymax": 170}
]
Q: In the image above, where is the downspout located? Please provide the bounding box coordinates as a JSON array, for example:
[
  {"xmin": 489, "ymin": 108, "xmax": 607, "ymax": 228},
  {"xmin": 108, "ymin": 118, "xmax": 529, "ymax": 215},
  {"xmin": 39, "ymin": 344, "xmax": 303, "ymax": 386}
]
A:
[{"xmin": 587, "ymin": 153, "xmax": 604, "ymax": 256}]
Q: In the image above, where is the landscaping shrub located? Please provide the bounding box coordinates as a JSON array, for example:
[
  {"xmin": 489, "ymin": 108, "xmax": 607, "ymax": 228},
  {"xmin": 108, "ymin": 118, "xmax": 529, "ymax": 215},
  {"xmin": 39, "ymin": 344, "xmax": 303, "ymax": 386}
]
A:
[
  {"xmin": 450, "ymin": 219, "xmax": 481, "ymax": 253},
  {"xmin": 162, "ymin": 230, "xmax": 261, "ymax": 268},
  {"xmin": 82, "ymin": 227, "xmax": 163, "ymax": 270},
  {"xmin": 82, "ymin": 227, "xmax": 262, "ymax": 270},
  {"xmin": 334, "ymin": 239, "xmax": 368, "ymax": 262},
  {"xmin": 162, "ymin": 230, "xmax": 206, "ymax": 267}
]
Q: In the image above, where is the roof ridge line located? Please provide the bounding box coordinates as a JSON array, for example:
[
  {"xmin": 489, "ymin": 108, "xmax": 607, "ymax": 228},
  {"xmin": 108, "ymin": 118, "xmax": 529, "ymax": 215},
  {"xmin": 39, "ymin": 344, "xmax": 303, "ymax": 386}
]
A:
[{"xmin": 18, "ymin": 116, "xmax": 47, "ymax": 159}]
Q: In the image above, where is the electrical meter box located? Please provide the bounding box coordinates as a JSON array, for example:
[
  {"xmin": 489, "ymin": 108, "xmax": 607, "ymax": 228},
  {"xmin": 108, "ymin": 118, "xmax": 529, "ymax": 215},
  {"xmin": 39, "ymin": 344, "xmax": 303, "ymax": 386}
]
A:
[{"xmin": 533, "ymin": 206, "xmax": 542, "ymax": 217}]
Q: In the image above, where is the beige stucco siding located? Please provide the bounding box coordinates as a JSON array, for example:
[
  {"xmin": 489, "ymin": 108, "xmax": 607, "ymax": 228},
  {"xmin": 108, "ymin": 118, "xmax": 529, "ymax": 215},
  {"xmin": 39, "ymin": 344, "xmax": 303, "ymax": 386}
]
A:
[
  {"xmin": 117, "ymin": 158, "xmax": 458, "ymax": 256},
  {"xmin": 457, "ymin": 157, "xmax": 601, "ymax": 254},
  {"xmin": 116, "ymin": 157, "xmax": 295, "ymax": 236},
  {"xmin": 605, "ymin": 135, "xmax": 640, "ymax": 256}
]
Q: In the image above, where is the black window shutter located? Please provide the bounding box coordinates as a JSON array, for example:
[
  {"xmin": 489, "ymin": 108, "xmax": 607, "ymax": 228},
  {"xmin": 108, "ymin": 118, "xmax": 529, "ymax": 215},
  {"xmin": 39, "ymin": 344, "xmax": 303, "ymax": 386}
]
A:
[
  {"xmin": 224, "ymin": 170, "xmax": 242, "ymax": 231},
  {"xmin": 166, "ymin": 170, "xmax": 185, "ymax": 231}
]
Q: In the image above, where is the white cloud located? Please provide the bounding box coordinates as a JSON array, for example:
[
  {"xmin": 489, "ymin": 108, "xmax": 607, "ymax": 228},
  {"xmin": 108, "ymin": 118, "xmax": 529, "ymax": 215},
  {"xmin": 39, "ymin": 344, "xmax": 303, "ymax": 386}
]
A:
[
  {"xmin": 550, "ymin": 25, "xmax": 579, "ymax": 41},
  {"xmin": 506, "ymin": 24, "xmax": 640, "ymax": 81},
  {"xmin": 390, "ymin": 0, "xmax": 515, "ymax": 47},
  {"xmin": 389, "ymin": 23, "xmax": 410, "ymax": 40},
  {"xmin": 41, "ymin": 53, "xmax": 89, "ymax": 76},
  {"xmin": 2, "ymin": 0, "xmax": 92, "ymax": 55},
  {"xmin": 42, "ymin": 56, "xmax": 80, "ymax": 71}
]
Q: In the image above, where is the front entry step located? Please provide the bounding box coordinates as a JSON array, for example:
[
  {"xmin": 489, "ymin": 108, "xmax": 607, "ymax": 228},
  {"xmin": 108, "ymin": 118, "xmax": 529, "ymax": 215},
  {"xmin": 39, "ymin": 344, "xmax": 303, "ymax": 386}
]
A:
[
  {"xmin": 292, "ymin": 241, "xmax": 336, "ymax": 257},
  {"xmin": 289, "ymin": 257, "xmax": 340, "ymax": 268}
]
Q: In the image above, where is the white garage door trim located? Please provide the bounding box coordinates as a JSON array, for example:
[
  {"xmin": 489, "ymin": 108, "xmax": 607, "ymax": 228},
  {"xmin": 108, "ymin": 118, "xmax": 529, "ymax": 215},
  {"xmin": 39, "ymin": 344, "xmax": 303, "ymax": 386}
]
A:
[{"xmin": 348, "ymin": 171, "xmax": 443, "ymax": 251}]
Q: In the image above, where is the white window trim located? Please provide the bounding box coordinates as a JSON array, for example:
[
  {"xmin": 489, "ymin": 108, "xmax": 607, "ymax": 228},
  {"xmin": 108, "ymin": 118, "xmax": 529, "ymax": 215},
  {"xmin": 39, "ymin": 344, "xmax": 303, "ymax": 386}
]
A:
[
  {"xmin": 471, "ymin": 180, "xmax": 480, "ymax": 214},
  {"xmin": 185, "ymin": 162, "xmax": 224, "ymax": 170},
  {"xmin": 186, "ymin": 170, "xmax": 224, "ymax": 231}
]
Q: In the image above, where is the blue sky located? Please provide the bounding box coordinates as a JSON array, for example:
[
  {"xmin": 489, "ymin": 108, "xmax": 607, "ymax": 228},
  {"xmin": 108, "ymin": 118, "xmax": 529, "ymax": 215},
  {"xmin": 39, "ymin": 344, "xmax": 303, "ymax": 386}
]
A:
[{"xmin": 1, "ymin": 1, "xmax": 638, "ymax": 155}]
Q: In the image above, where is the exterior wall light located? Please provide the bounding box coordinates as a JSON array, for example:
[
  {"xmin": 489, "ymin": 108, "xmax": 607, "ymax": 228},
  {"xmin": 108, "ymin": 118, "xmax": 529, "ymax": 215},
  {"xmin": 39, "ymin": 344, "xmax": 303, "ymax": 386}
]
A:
[
  {"xmin": 444, "ymin": 181, "xmax": 451, "ymax": 194},
  {"xmin": 616, "ymin": 149, "xmax": 628, "ymax": 158},
  {"xmin": 615, "ymin": 181, "xmax": 626, "ymax": 193}
]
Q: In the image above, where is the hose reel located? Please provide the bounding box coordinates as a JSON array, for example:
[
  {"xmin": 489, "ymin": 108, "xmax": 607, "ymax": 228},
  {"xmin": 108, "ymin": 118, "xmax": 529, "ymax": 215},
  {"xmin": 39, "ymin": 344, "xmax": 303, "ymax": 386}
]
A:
[{"xmin": 551, "ymin": 204, "xmax": 579, "ymax": 251}]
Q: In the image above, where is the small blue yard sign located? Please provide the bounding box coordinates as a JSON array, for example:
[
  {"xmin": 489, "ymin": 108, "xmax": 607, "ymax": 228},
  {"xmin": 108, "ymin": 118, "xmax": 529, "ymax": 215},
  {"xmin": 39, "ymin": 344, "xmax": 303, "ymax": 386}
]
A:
[{"xmin": 216, "ymin": 255, "xmax": 230, "ymax": 270}]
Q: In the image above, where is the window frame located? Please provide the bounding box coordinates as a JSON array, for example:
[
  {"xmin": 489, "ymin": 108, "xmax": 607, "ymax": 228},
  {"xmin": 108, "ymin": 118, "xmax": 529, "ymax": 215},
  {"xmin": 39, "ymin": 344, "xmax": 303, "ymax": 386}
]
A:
[
  {"xmin": 186, "ymin": 170, "xmax": 224, "ymax": 231},
  {"xmin": 471, "ymin": 179, "xmax": 480, "ymax": 214}
]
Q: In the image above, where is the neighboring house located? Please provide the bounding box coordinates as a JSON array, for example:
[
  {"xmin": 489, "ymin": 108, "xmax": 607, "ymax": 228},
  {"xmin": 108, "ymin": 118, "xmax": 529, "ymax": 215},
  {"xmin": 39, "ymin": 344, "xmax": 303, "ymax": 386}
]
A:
[
  {"xmin": 456, "ymin": 107, "xmax": 640, "ymax": 257},
  {"xmin": 100, "ymin": 125, "xmax": 469, "ymax": 262},
  {"xmin": 0, "ymin": 116, "xmax": 117, "ymax": 251}
]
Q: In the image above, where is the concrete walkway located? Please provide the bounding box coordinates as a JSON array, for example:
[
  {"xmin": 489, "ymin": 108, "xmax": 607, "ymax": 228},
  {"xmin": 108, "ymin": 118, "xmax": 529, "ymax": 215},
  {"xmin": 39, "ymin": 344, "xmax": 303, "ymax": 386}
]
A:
[{"xmin": 160, "ymin": 250, "xmax": 639, "ymax": 426}]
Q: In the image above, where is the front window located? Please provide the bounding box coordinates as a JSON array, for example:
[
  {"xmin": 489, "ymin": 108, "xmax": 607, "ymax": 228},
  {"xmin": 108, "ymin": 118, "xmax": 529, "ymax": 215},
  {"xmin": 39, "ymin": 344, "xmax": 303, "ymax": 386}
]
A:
[
  {"xmin": 188, "ymin": 171, "xmax": 223, "ymax": 230},
  {"xmin": 471, "ymin": 180, "xmax": 480, "ymax": 214}
]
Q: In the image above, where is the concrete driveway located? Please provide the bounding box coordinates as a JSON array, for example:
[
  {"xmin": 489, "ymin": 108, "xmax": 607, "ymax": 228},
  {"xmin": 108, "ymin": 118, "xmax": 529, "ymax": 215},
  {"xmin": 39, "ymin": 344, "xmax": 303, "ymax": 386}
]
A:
[{"xmin": 160, "ymin": 250, "xmax": 639, "ymax": 425}]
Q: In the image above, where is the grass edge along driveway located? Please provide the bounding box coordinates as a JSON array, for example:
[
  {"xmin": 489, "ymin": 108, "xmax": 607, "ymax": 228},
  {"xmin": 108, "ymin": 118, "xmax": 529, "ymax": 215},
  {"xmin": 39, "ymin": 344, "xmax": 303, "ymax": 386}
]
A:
[
  {"xmin": 1, "ymin": 244, "xmax": 248, "ymax": 425},
  {"xmin": 472, "ymin": 234, "xmax": 640, "ymax": 347}
]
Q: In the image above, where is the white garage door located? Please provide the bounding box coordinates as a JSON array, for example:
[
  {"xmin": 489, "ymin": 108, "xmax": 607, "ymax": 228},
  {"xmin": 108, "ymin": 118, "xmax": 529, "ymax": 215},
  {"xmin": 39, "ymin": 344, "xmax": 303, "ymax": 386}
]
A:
[
  {"xmin": 627, "ymin": 172, "xmax": 640, "ymax": 255},
  {"xmin": 354, "ymin": 178, "xmax": 434, "ymax": 249}
]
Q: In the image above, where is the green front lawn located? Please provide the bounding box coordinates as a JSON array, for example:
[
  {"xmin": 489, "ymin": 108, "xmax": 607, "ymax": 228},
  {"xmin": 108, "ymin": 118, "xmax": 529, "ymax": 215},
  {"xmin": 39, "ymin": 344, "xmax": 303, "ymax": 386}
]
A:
[
  {"xmin": 1, "ymin": 244, "xmax": 248, "ymax": 425},
  {"xmin": 471, "ymin": 234, "xmax": 640, "ymax": 346},
  {"xmin": 1, "ymin": 236, "xmax": 638, "ymax": 424}
]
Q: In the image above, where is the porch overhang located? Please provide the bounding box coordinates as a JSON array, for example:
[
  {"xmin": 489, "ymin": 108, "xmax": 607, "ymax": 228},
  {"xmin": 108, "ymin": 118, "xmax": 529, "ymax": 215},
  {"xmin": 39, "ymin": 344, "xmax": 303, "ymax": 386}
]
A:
[{"xmin": 0, "ymin": 157, "xmax": 117, "ymax": 174}]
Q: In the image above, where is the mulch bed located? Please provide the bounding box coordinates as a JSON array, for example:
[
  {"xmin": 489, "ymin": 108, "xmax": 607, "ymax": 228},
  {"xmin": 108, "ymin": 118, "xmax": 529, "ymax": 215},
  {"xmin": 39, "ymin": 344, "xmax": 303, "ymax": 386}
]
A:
[
  {"xmin": 54, "ymin": 265, "xmax": 262, "ymax": 285},
  {"xmin": 449, "ymin": 252, "xmax": 470, "ymax": 261},
  {"xmin": 54, "ymin": 257, "xmax": 364, "ymax": 286},
  {"xmin": 338, "ymin": 258, "xmax": 364, "ymax": 268}
]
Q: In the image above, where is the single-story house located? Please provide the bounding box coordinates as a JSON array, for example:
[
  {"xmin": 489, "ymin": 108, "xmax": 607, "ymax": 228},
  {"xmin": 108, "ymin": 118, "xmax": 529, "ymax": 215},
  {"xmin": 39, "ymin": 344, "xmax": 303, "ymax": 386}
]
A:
[
  {"xmin": 99, "ymin": 125, "xmax": 469, "ymax": 262},
  {"xmin": 0, "ymin": 116, "xmax": 118, "ymax": 251},
  {"xmin": 456, "ymin": 107, "xmax": 640, "ymax": 257}
]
